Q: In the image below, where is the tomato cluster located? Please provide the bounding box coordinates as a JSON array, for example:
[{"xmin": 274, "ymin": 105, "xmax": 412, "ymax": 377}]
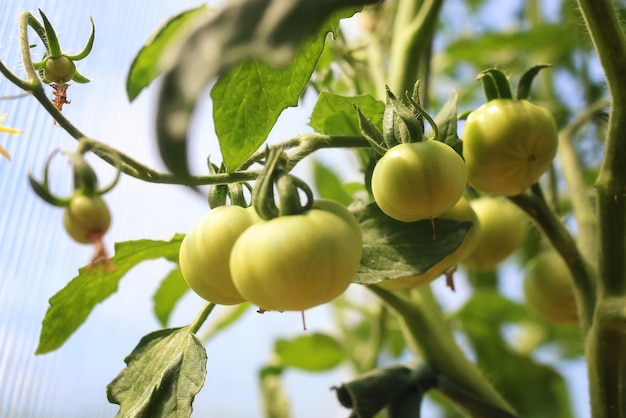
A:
[{"xmin": 179, "ymin": 200, "xmax": 362, "ymax": 311}]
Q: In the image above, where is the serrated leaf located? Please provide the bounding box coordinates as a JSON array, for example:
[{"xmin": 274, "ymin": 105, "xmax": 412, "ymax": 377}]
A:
[
  {"xmin": 156, "ymin": 0, "xmax": 371, "ymax": 177},
  {"xmin": 309, "ymin": 92, "xmax": 385, "ymax": 135},
  {"xmin": 353, "ymin": 203, "xmax": 471, "ymax": 284},
  {"xmin": 126, "ymin": 5, "xmax": 209, "ymax": 101},
  {"xmin": 36, "ymin": 235, "xmax": 184, "ymax": 354},
  {"xmin": 211, "ymin": 9, "xmax": 357, "ymax": 171},
  {"xmin": 275, "ymin": 333, "xmax": 345, "ymax": 371},
  {"xmin": 153, "ymin": 267, "xmax": 190, "ymax": 327},
  {"xmin": 107, "ymin": 327, "xmax": 207, "ymax": 417}
]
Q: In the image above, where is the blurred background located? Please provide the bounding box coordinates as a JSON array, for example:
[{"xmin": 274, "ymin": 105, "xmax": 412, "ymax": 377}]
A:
[{"xmin": 0, "ymin": 0, "xmax": 595, "ymax": 417}]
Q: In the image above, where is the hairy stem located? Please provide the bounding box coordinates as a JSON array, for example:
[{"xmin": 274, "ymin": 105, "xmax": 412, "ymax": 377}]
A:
[{"xmin": 575, "ymin": 0, "xmax": 626, "ymax": 416}]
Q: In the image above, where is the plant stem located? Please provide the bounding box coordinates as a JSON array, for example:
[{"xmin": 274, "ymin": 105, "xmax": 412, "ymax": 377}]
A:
[
  {"xmin": 189, "ymin": 302, "xmax": 216, "ymax": 334},
  {"xmin": 575, "ymin": 0, "xmax": 626, "ymax": 415},
  {"xmin": 387, "ymin": 0, "xmax": 443, "ymax": 101},
  {"xmin": 368, "ymin": 285, "xmax": 517, "ymax": 417},
  {"xmin": 509, "ymin": 191, "xmax": 596, "ymax": 333}
]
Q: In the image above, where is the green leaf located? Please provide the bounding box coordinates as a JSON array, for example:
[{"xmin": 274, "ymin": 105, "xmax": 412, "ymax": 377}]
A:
[
  {"xmin": 353, "ymin": 203, "xmax": 471, "ymax": 284},
  {"xmin": 106, "ymin": 327, "xmax": 207, "ymax": 417},
  {"xmin": 126, "ymin": 5, "xmax": 208, "ymax": 101},
  {"xmin": 36, "ymin": 235, "xmax": 184, "ymax": 354},
  {"xmin": 153, "ymin": 267, "xmax": 190, "ymax": 327},
  {"xmin": 309, "ymin": 92, "xmax": 385, "ymax": 135},
  {"xmin": 156, "ymin": 0, "xmax": 371, "ymax": 177},
  {"xmin": 274, "ymin": 333, "xmax": 345, "ymax": 371},
  {"xmin": 312, "ymin": 159, "xmax": 354, "ymax": 206},
  {"xmin": 454, "ymin": 290, "xmax": 575, "ymax": 418}
]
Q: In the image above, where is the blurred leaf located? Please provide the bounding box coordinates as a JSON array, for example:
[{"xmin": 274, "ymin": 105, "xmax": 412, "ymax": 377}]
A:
[
  {"xmin": 275, "ymin": 333, "xmax": 345, "ymax": 371},
  {"xmin": 36, "ymin": 235, "xmax": 184, "ymax": 354},
  {"xmin": 153, "ymin": 267, "xmax": 190, "ymax": 327},
  {"xmin": 440, "ymin": 25, "xmax": 578, "ymax": 73},
  {"xmin": 107, "ymin": 327, "xmax": 207, "ymax": 417},
  {"xmin": 126, "ymin": 5, "xmax": 209, "ymax": 101},
  {"xmin": 454, "ymin": 290, "xmax": 575, "ymax": 418},
  {"xmin": 353, "ymin": 202, "xmax": 471, "ymax": 284},
  {"xmin": 157, "ymin": 0, "xmax": 371, "ymax": 176},
  {"xmin": 309, "ymin": 92, "xmax": 385, "ymax": 135},
  {"xmin": 201, "ymin": 303, "xmax": 251, "ymax": 343},
  {"xmin": 428, "ymin": 91, "xmax": 462, "ymax": 155},
  {"xmin": 259, "ymin": 365, "xmax": 291, "ymax": 418},
  {"xmin": 312, "ymin": 159, "xmax": 354, "ymax": 205}
]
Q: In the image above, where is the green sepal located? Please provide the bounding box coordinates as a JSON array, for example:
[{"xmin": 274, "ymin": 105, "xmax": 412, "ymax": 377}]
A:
[
  {"xmin": 385, "ymin": 87, "xmax": 424, "ymax": 144},
  {"xmin": 251, "ymin": 147, "xmax": 282, "ymax": 220},
  {"xmin": 207, "ymin": 161, "xmax": 228, "ymax": 208},
  {"xmin": 478, "ymin": 68, "xmax": 512, "ymax": 101},
  {"xmin": 65, "ymin": 16, "xmax": 96, "ymax": 61},
  {"xmin": 517, "ymin": 64, "xmax": 552, "ymax": 100},
  {"xmin": 71, "ymin": 69, "xmax": 91, "ymax": 84},
  {"xmin": 28, "ymin": 171, "xmax": 70, "ymax": 207},
  {"xmin": 354, "ymin": 104, "xmax": 388, "ymax": 156},
  {"xmin": 38, "ymin": 9, "xmax": 62, "ymax": 56}
]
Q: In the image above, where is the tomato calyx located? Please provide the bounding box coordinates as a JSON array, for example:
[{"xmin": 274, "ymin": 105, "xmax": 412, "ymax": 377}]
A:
[{"xmin": 252, "ymin": 147, "xmax": 313, "ymax": 220}]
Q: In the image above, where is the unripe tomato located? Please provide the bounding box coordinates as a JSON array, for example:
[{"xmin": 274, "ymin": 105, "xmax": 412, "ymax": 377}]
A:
[
  {"xmin": 523, "ymin": 250, "xmax": 578, "ymax": 324},
  {"xmin": 230, "ymin": 200, "xmax": 363, "ymax": 311},
  {"xmin": 44, "ymin": 56, "xmax": 76, "ymax": 84},
  {"xmin": 63, "ymin": 194, "xmax": 111, "ymax": 244},
  {"xmin": 179, "ymin": 205, "xmax": 259, "ymax": 305},
  {"xmin": 371, "ymin": 140, "xmax": 467, "ymax": 222},
  {"xmin": 462, "ymin": 99, "xmax": 558, "ymax": 196},
  {"xmin": 378, "ymin": 196, "xmax": 481, "ymax": 290},
  {"xmin": 461, "ymin": 197, "xmax": 527, "ymax": 271}
]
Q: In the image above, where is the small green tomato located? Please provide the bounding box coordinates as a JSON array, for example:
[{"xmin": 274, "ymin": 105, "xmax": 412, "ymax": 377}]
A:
[
  {"xmin": 371, "ymin": 140, "xmax": 467, "ymax": 222},
  {"xmin": 44, "ymin": 56, "xmax": 76, "ymax": 84},
  {"xmin": 462, "ymin": 99, "xmax": 558, "ymax": 196},
  {"xmin": 63, "ymin": 194, "xmax": 111, "ymax": 244}
]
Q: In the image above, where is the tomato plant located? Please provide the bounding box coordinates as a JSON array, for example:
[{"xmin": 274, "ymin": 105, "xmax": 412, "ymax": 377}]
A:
[
  {"xmin": 461, "ymin": 196, "xmax": 528, "ymax": 272},
  {"xmin": 371, "ymin": 140, "xmax": 467, "ymax": 222},
  {"xmin": 179, "ymin": 205, "xmax": 259, "ymax": 305},
  {"xmin": 230, "ymin": 200, "xmax": 362, "ymax": 311},
  {"xmin": 523, "ymin": 249, "xmax": 578, "ymax": 324},
  {"xmin": 1, "ymin": 0, "xmax": 623, "ymax": 417},
  {"xmin": 462, "ymin": 99, "xmax": 558, "ymax": 196}
]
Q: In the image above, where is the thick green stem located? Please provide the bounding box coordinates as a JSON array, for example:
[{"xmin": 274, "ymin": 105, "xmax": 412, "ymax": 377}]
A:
[
  {"xmin": 509, "ymin": 191, "xmax": 596, "ymax": 333},
  {"xmin": 575, "ymin": 0, "xmax": 626, "ymax": 416},
  {"xmin": 368, "ymin": 285, "xmax": 517, "ymax": 417},
  {"xmin": 387, "ymin": 0, "xmax": 444, "ymax": 100},
  {"xmin": 189, "ymin": 302, "xmax": 216, "ymax": 334}
]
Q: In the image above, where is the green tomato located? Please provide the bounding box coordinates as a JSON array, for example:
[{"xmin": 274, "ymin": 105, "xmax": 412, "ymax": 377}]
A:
[
  {"xmin": 44, "ymin": 56, "xmax": 76, "ymax": 84},
  {"xmin": 461, "ymin": 197, "xmax": 527, "ymax": 271},
  {"xmin": 378, "ymin": 196, "xmax": 481, "ymax": 290},
  {"xmin": 371, "ymin": 140, "xmax": 467, "ymax": 222},
  {"xmin": 230, "ymin": 199, "xmax": 363, "ymax": 311},
  {"xmin": 462, "ymin": 99, "xmax": 558, "ymax": 196},
  {"xmin": 179, "ymin": 205, "xmax": 259, "ymax": 305},
  {"xmin": 63, "ymin": 194, "xmax": 111, "ymax": 244},
  {"xmin": 523, "ymin": 250, "xmax": 578, "ymax": 324}
]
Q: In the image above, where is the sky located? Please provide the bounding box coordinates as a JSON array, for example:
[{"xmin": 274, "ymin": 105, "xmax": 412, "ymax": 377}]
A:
[{"xmin": 0, "ymin": 1, "xmax": 589, "ymax": 417}]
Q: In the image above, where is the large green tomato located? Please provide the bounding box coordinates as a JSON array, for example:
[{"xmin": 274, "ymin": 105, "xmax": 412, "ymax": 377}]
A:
[
  {"xmin": 378, "ymin": 196, "xmax": 481, "ymax": 290},
  {"xmin": 44, "ymin": 56, "xmax": 76, "ymax": 84},
  {"xmin": 371, "ymin": 140, "xmax": 467, "ymax": 222},
  {"xmin": 63, "ymin": 193, "xmax": 111, "ymax": 244},
  {"xmin": 230, "ymin": 199, "xmax": 363, "ymax": 311},
  {"xmin": 179, "ymin": 205, "xmax": 259, "ymax": 305},
  {"xmin": 523, "ymin": 250, "xmax": 578, "ymax": 324},
  {"xmin": 462, "ymin": 99, "xmax": 557, "ymax": 196},
  {"xmin": 461, "ymin": 197, "xmax": 527, "ymax": 271}
]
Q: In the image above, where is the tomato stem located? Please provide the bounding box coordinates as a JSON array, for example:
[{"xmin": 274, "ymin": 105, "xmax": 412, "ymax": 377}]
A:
[{"xmin": 190, "ymin": 303, "xmax": 216, "ymax": 335}]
